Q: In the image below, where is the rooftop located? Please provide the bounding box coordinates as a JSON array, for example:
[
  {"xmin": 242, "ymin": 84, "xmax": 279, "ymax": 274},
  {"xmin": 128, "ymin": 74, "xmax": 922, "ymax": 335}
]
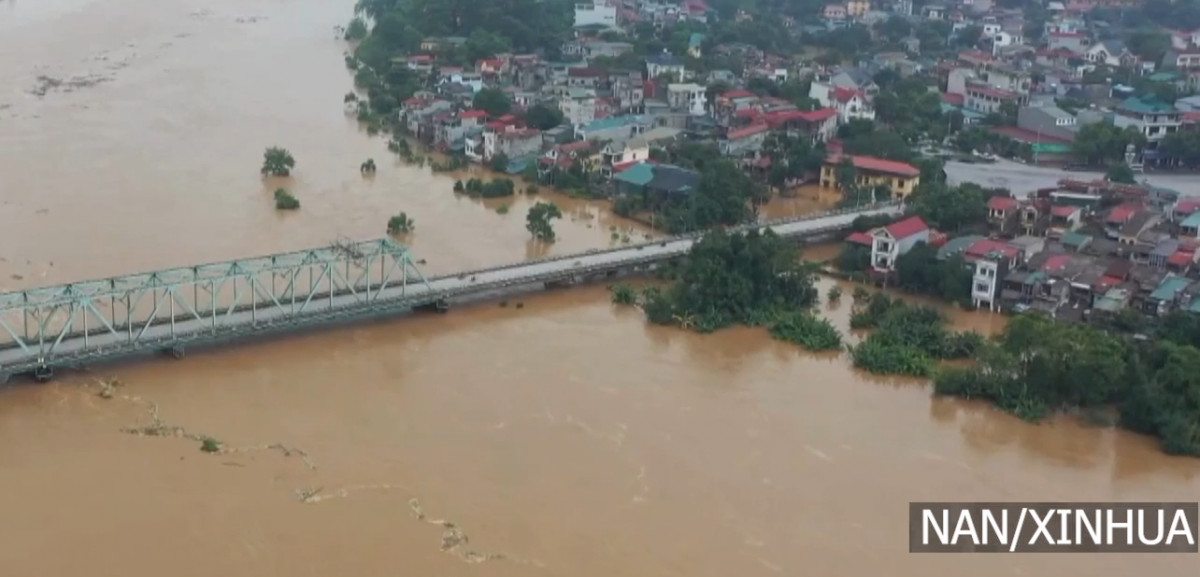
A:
[
  {"xmin": 825, "ymin": 154, "xmax": 920, "ymax": 177},
  {"xmin": 1118, "ymin": 96, "xmax": 1178, "ymax": 116},
  {"xmin": 882, "ymin": 215, "xmax": 929, "ymax": 239}
]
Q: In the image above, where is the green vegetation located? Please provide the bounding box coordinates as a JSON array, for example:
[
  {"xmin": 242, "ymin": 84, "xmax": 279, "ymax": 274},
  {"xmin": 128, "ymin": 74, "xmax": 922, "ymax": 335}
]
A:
[
  {"xmin": 387, "ymin": 212, "xmax": 415, "ymax": 233},
  {"xmin": 459, "ymin": 177, "xmax": 515, "ymax": 198},
  {"xmin": 610, "ymin": 284, "xmax": 638, "ymax": 305},
  {"xmin": 496, "ymin": 204, "xmax": 509, "ymax": 215},
  {"xmin": 473, "ymin": 87, "xmax": 512, "ymax": 117},
  {"xmin": 361, "ymin": 158, "xmax": 377, "ymax": 174},
  {"xmin": 827, "ymin": 286, "xmax": 842, "ymax": 302},
  {"xmin": 345, "ymin": 17, "xmax": 369, "ymax": 41},
  {"xmin": 200, "ymin": 437, "xmax": 221, "ymax": 453},
  {"xmin": 526, "ymin": 201, "xmax": 563, "ymax": 241},
  {"xmin": 1106, "ymin": 162, "xmax": 1137, "ymax": 184},
  {"xmin": 261, "ymin": 147, "xmax": 296, "ymax": 177},
  {"xmin": 769, "ymin": 312, "xmax": 843, "ymax": 351},
  {"xmin": 273, "ymin": 188, "xmax": 300, "ymax": 210},
  {"xmin": 1071, "ymin": 123, "xmax": 1146, "ymax": 166},
  {"xmin": 933, "ymin": 312, "xmax": 1200, "ymax": 456},
  {"xmin": 524, "ymin": 103, "xmax": 565, "ymax": 130},
  {"xmin": 639, "ymin": 229, "xmax": 820, "ymax": 333},
  {"xmin": 848, "ymin": 294, "xmax": 982, "ymax": 377}
]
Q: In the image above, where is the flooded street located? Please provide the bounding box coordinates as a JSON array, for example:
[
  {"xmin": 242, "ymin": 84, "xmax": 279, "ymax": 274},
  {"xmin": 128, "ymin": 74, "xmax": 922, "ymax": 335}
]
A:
[{"xmin": 2, "ymin": 1, "xmax": 1200, "ymax": 576}]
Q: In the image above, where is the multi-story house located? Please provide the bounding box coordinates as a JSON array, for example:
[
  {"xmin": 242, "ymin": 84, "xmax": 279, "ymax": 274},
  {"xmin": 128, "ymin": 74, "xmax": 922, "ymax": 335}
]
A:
[
  {"xmin": 986, "ymin": 195, "xmax": 1019, "ymax": 234},
  {"xmin": 567, "ymin": 67, "xmax": 606, "ymax": 88},
  {"xmin": 1113, "ymin": 96, "xmax": 1181, "ymax": 160},
  {"xmin": 823, "ymin": 4, "xmax": 848, "ymax": 20},
  {"xmin": 981, "ymin": 65, "xmax": 1032, "ymax": 95},
  {"xmin": 482, "ymin": 123, "xmax": 542, "ymax": 163},
  {"xmin": 964, "ymin": 82, "xmax": 1021, "ymax": 115},
  {"xmin": 719, "ymin": 123, "xmax": 768, "ymax": 159},
  {"xmin": 666, "ymin": 83, "xmax": 707, "ymax": 115},
  {"xmin": 1047, "ymin": 30, "xmax": 1089, "ymax": 53},
  {"xmin": 846, "ymin": 0, "xmax": 871, "ymax": 16},
  {"xmin": 1086, "ymin": 40, "xmax": 1137, "ymax": 67},
  {"xmin": 819, "ymin": 154, "xmax": 922, "ymax": 198},
  {"xmin": 1162, "ymin": 49, "xmax": 1200, "ymax": 70},
  {"xmin": 560, "ymin": 88, "xmax": 598, "ymax": 128},
  {"xmin": 763, "ymin": 108, "xmax": 839, "ymax": 144},
  {"xmin": 433, "ymin": 109, "xmax": 488, "ymax": 151},
  {"xmin": 576, "ymin": 114, "xmax": 650, "ymax": 142},
  {"xmin": 713, "ymin": 89, "xmax": 760, "ymax": 126},
  {"xmin": 831, "ymin": 87, "xmax": 875, "ymax": 123},
  {"xmin": 869, "ymin": 216, "xmax": 930, "ymax": 273},
  {"xmin": 645, "ymin": 51, "xmax": 686, "ymax": 82},
  {"xmin": 611, "ymin": 71, "xmax": 646, "ymax": 113},
  {"xmin": 972, "ymin": 248, "xmax": 1013, "ymax": 312}
]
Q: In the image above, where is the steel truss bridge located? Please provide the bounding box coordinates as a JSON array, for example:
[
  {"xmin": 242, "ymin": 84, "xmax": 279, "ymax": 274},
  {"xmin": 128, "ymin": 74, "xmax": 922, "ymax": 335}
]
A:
[{"xmin": 0, "ymin": 201, "xmax": 902, "ymax": 381}]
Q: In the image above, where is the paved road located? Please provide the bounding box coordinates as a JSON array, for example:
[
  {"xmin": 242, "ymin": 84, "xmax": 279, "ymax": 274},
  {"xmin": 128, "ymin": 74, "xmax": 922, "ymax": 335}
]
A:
[
  {"xmin": 945, "ymin": 160, "xmax": 1200, "ymax": 197},
  {"xmin": 0, "ymin": 204, "xmax": 902, "ymax": 373}
]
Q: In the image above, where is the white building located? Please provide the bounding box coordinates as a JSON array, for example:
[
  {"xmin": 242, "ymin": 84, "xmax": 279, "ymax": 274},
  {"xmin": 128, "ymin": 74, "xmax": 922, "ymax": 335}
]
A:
[
  {"xmin": 574, "ymin": 2, "xmax": 617, "ymax": 28},
  {"xmin": 831, "ymin": 87, "xmax": 875, "ymax": 123},
  {"xmin": 972, "ymin": 254, "xmax": 1010, "ymax": 312},
  {"xmin": 560, "ymin": 88, "xmax": 598, "ymax": 128},
  {"xmin": 666, "ymin": 83, "xmax": 707, "ymax": 115},
  {"xmin": 646, "ymin": 51, "xmax": 686, "ymax": 82},
  {"xmin": 869, "ymin": 216, "xmax": 930, "ymax": 273}
]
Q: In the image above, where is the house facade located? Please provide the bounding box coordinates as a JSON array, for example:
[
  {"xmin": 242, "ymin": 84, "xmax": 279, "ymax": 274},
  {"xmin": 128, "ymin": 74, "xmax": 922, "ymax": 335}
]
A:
[
  {"xmin": 819, "ymin": 154, "xmax": 921, "ymax": 198},
  {"xmin": 869, "ymin": 216, "xmax": 930, "ymax": 273}
]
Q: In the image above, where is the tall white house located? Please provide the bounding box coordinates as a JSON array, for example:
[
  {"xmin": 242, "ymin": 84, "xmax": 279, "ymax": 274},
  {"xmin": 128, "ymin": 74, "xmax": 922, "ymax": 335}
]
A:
[
  {"xmin": 869, "ymin": 216, "xmax": 930, "ymax": 273},
  {"xmin": 574, "ymin": 2, "xmax": 617, "ymax": 28}
]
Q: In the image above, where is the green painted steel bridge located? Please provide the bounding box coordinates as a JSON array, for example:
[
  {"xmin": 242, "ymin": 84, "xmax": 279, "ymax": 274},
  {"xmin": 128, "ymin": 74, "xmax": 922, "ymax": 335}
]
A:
[{"xmin": 0, "ymin": 201, "xmax": 903, "ymax": 382}]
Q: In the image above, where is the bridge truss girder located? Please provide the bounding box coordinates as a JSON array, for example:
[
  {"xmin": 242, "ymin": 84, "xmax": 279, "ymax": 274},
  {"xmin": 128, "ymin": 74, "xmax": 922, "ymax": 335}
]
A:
[{"xmin": 0, "ymin": 238, "xmax": 430, "ymax": 372}]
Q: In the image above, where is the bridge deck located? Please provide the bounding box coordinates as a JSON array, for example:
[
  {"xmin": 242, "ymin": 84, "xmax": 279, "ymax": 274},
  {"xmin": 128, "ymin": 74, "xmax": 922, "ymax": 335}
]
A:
[{"xmin": 0, "ymin": 203, "xmax": 901, "ymax": 375}]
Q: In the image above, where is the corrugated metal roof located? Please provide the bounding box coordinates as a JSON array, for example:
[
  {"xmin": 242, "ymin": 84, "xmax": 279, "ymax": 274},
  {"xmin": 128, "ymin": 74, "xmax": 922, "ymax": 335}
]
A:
[
  {"xmin": 613, "ymin": 162, "xmax": 655, "ymax": 186},
  {"xmin": 1150, "ymin": 275, "xmax": 1190, "ymax": 302}
]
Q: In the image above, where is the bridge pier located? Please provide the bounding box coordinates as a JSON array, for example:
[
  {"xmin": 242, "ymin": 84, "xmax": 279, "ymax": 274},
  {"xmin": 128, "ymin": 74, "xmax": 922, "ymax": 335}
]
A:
[
  {"xmin": 0, "ymin": 372, "xmax": 9, "ymax": 386},
  {"xmin": 434, "ymin": 299, "xmax": 450, "ymax": 313},
  {"xmin": 33, "ymin": 366, "xmax": 53, "ymax": 383},
  {"xmin": 166, "ymin": 345, "xmax": 186, "ymax": 360}
]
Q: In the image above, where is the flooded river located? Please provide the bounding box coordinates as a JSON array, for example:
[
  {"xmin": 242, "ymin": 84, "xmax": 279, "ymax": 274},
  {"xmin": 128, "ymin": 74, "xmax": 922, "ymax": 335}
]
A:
[{"xmin": 2, "ymin": 1, "xmax": 1200, "ymax": 576}]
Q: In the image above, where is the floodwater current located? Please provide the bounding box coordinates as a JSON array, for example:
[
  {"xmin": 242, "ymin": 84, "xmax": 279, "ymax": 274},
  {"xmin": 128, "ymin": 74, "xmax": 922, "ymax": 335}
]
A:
[{"xmin": 1, "ymin": 1, "xmax": 1199, "ymax": 576}]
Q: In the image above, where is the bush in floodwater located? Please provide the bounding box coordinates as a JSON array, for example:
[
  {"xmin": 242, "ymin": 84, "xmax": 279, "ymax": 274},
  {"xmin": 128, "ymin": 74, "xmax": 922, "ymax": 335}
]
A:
[
  {"xmin": 769, "ymin": 312, "xmax": 843, "ymax": 351},
  {"xmin": 273, "ymin": 188, "xmax": 300, "ymax": 210},
  {"xmin": 610, "ymin": 284, "xmax": 638, "ymax": 305},
  {"xmin": 827, "ymin": 286, "xmax": 843, "ymax": 301},
  {"xmin": 200, "ymin": 437, "xmax": 221, "ymax": 453}
]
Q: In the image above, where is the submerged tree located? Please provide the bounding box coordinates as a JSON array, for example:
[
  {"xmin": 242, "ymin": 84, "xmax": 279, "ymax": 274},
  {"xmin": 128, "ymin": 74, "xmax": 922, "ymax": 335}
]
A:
[
  {"xmin": 262, "ymin": 147, "xmax": 296, "ymax": 177},
  {"xmin": 361, "ymin": 158, "xmax": 377, "ymax": 174},
  {"xmin": 387, "ymin": 212, "xmax": 415, "ymax": 234},
  {"xmin": 526, "ymin": 201, "xmax": 563, "ymax": 241},
  {"xmin": 273, "ymin": 188, "xmax": 300, "ymax": 210}
]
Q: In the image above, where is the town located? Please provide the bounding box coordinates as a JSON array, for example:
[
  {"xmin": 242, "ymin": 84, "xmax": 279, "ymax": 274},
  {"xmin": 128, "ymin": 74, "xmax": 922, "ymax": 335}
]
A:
[{"xmin": 346, "ymin": 0, "xmax": 1200, "ymax": 322}]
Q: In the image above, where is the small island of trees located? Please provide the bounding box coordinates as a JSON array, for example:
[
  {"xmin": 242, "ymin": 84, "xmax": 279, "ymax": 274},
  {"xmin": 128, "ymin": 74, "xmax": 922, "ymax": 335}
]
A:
[
  {"xmin": 273, "ymin": 188, "xmax": 300, "ymax": 210},
  {"xmin": 387, "ymin": 212, "xmax": 414, "ymax": 234},
  {"xmin": 526, "ymin": 202, "xmax": 563, "ymax": 241},
  {"xmin": 262, "ymin": 147, "xmax": 296, "ymax": 177}
]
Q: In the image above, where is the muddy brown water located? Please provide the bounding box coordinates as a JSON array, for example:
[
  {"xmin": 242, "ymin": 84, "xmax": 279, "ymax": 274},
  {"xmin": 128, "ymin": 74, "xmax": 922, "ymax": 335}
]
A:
[{"xmin": 2, "ymin": 1, "xmax": 1200, "ymax": 576}]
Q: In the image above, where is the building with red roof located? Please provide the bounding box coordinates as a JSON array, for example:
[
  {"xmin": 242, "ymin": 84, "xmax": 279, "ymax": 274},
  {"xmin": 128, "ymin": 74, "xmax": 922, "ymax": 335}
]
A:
[
  {"xmin": 868, "ymin": 215, "xmax": 930, "ymax": 273},
  {"xmin": 820, "ymin": 154, "xmax": 922, "ymax": 198}
]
